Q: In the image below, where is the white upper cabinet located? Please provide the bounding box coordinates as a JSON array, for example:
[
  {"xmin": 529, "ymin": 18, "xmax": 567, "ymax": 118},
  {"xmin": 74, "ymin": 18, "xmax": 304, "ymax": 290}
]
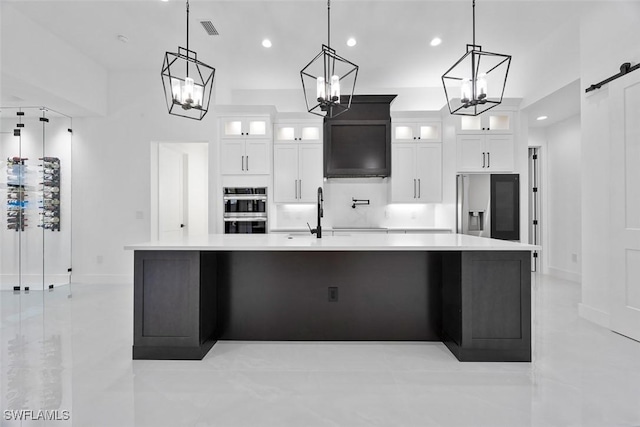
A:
[
  {"xmin": 275, "ymin": 123, "xmax": 322, "ymax": 143},
  {"xmin": 392, "ymin": 120, "xmax": 441, "ymax": 142},
  {"xmin": 456, "ymin": 109, "xmax": 515, "ymax": 172},
  {"xmin": 456, "ymin": 134, "xmax": 514, "ymax": 172},
  {"xmin": 221, "ymin": 117, "xmax": 270, "ymax": 138},
  {"xmin": 391, "ymin": 143, "xmax": 442, "ymax": 203},
  {"xmin": 273, "ymin": 143, "xmax": 323, "ymax": 203},
  {"xmin": 219, "ymin": 115, "xmax": 271, "ymax": 175},
  {"xmin": 458, "ymin": 111, "xmax": 513, "ymax": 134},
  {"xmin": 273, "ymin": 120, "xmax": 323, "ymax": 203},
  {"xmin": 221, "ymin": 138, "xmax": 270, "ymax": 175}
]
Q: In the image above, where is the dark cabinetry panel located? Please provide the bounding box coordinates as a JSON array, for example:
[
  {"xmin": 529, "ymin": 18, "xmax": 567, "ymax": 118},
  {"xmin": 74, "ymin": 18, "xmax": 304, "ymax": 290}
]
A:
[
  {"xmin": 442, "ymin": 251, "xmax": 531, "ymax": 362},
  {"xmin": 133, "ymin": 251, "xmax": 217, "ymax": 359},
  {"xmin": 217, "ymin": 251, "xmax": 442, "ymax": 341}
]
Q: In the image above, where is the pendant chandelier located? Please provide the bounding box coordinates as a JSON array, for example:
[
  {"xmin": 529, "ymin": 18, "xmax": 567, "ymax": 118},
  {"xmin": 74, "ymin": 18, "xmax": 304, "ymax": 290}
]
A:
[
  {"xmin": 300, "ymin": 0, "xmax": 359, "ymax": 118},
  {"xmin": 161, "ymin": 0, "xmax": 215, "ymax": 120},
  {"xmin": 441, "ymin": 0, "xmax": 511, "ymax": 116}
]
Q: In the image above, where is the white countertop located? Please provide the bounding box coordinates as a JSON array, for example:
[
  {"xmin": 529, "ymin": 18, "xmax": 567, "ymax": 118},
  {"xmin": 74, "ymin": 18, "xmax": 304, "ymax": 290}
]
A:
[
  {"xmin": 270, "ymin": 227, "xmax": 452, "ymax": 233},
  {"xmin": 125, "ymin": 233, "xmax": 539, "ymax": 252}
]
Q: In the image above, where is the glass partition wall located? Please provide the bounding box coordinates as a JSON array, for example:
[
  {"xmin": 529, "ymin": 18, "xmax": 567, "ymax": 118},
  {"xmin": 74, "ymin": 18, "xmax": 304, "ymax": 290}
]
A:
[
  {"xmin": 0, "ymin": 107, "xmax": 73, "ymax": 422},
  {"xmin": 1, "ymin": 107, "xmax": 72, "ymax": 291}
]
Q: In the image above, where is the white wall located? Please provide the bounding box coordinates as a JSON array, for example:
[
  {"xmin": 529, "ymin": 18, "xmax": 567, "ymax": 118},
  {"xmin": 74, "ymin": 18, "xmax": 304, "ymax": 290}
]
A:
[
  {"xmin": 0, "ymin": 4, "xmax": 108, "ymax": 117},
  {"xmin": 579, "ymin": 1, "xmax": 640, "ymax": 327},
  {"xmin": 71, "ymin": 70, "xmax": 219, "ymax": 284},
  {"xmin": 516, "ymin": 20, "xmax": 581, "ymax": 110},
  {"xmin": 546, "ymin": 115, "xmax": 582, "ymax": 282}
]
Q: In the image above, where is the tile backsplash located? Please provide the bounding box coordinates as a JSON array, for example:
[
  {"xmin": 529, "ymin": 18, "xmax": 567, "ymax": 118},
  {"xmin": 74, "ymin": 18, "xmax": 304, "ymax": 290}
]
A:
[{"xmin": 271, "ymin": 178, "xmax": 443, "ymax": 230}]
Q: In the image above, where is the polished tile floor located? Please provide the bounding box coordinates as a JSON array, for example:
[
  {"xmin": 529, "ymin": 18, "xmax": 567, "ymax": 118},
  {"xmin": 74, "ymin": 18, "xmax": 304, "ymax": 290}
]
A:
[{"xmin": 1, "ymin": 274, "xmax": 640, "ymax": 427}]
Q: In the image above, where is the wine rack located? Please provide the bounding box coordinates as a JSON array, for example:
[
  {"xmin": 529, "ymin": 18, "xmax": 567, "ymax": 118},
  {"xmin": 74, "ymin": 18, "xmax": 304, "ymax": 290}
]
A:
[
  {"xmin": 39, "ymin": 157, "xmax": 61, "ymax": 232},
  {"xmin": 6, "ymin": 157, "xmax": 28, "ymax": 232}
]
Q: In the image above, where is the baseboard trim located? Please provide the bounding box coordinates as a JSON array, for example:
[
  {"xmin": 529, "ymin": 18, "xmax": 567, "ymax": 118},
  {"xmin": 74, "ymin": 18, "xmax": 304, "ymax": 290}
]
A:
[
  {"xmin": 548, "ymin": 266, "xmax": 581, "ymax": 283},
  {"xmin": 70, "ymin": 274, "xmax": 133, "ymax": 285},
  {"xmin": 578, "ymin": 303, "xmax": 610, "ymax": 329},
  {"xmin": 0, "ymin": 274, "xmax": 70, "ymax": 291}
]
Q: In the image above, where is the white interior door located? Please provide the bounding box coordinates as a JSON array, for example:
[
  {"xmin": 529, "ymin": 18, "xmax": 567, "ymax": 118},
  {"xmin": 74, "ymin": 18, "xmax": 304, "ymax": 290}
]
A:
[
  {"xmin": 610, "ymin": 71, "xmax": 640, "ymax": 342},
  {"xmin": 158, "ymin": 145, "xmax": 186, "ymax": 240}
]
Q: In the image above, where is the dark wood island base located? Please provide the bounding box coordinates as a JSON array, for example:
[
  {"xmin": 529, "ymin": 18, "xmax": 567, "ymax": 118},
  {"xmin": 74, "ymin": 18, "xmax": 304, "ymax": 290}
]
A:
[{"xmin": 133, "ymin": 249, "xmax": 531, "ymax": 362}]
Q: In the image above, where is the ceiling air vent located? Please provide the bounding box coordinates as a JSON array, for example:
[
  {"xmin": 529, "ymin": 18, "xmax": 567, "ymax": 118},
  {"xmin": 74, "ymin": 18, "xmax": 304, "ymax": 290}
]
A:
[{"xmin": 200, "ymin": 21, "xmax": 219, "ymax": 36}]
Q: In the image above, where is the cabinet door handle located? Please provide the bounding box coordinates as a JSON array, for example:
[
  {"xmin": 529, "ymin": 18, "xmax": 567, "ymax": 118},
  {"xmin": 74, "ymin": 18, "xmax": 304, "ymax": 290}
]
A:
[
  {"xmin": 418, "ymin": 179, "xmax": 421, "ymax": 198},
  {"xmin": 246, "ymin": 156, "xmax": 249, "ymax": 171},
  {"xmin": 299, "ymin": 180, "xmax": 302, "ymax": 199},
  {"xmin": 487, "ymin": 152, "xmax": 490, "ymax": 168},
  {"xmin": 413, "ymin": 179, "xmax": 417, "ymax": 198},
  {"xmin": 295, "ymin": 180, "xmax": 298, "ymax": 199},
  {"xmin": 242, "ymin": 156, "xmax": 245, "ymax": 171},
  {"xmin": 482, "ymin": 152, "xmax": 486, "ymax": 168}
]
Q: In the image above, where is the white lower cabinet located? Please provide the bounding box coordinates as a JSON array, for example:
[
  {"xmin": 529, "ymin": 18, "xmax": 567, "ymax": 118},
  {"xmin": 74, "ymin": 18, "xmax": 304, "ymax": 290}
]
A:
[
  {"xmin": 391, "ymin": 143, "xmax": 442, "ymax": 203},
  {"xmin": 456, "ymin": 134, "xmax": 514, "ymax": 172},
  {"xmin": 273, "ymin": 143, "xmax": 323, "ymax": 203}
]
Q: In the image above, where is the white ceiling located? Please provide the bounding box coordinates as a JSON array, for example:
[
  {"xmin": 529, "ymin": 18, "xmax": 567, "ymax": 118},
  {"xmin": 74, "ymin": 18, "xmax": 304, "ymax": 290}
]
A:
[{"xmin": 3, "ymin": 0, "xmax": 587, "ymax": 96}]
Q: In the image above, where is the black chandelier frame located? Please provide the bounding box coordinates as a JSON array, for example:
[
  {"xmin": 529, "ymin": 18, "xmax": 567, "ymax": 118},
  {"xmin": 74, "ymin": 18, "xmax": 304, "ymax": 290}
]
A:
[
  {"xmin": 300, "ymin": 0, "xmax": 359, "ymax": 118},
  {"xmin": 441, "ymin": 0, "xmax": 511, "ymax": 116},
  {"xmin": 161, "ymin": 0, "xmax": 216, "ymax": 120}
]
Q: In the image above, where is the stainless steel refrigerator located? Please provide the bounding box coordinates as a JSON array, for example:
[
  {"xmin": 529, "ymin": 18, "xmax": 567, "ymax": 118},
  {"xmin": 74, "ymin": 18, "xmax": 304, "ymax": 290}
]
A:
[{"xmin": 456, "ymin": 174, "xmax": 520, "ymax": 241}]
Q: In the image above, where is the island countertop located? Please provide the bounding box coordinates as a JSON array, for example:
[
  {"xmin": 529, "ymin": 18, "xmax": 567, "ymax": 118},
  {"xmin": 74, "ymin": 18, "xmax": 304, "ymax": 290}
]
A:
[{"xmin": 125, "ymin": 233, "xmax": 539, "ymax": 252}]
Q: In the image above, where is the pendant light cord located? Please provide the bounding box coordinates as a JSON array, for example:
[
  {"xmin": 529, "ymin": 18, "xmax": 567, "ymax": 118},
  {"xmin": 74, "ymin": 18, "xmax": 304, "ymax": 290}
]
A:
[
  {"xmin": 186, "ymin": 0, "xmax": 190, "ymax": 77},
  {"xmin": 186, "ymin": 0, "xmax": 190, "ymax": 53},
  {"xmin": 472, "ymin": 0, "xmax": 476, "ymax": 47},
  {"xmin": 327, "ymin": 0, "xmax": 331, "ymax": 48}
]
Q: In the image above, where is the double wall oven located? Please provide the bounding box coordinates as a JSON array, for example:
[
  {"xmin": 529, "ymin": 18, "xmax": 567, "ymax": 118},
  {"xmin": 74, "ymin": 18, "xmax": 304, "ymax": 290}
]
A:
[{"xmin": 223, "ymin": 187, "xmax": 268, "ymax": 234}]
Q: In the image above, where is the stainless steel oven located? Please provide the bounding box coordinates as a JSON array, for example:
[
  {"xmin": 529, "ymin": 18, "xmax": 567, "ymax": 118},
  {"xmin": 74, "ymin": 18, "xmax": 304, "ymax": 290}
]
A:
[{"xmin": 223, "ymin": 187, "xmax": 268, "ymax": 234}]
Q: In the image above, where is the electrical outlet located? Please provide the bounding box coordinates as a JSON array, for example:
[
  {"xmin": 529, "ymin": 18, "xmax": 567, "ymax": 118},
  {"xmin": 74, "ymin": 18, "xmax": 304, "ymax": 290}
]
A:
[
  {"xmin": 571, "ymin": 253, "xmax": 578, "ymax": 263},
  {"xmin": 135, "ymin": 211, "xmax": 144, "ymax": 220},
  {"xmin": 328, "ymin": 287, "xmax": 338, "ymax": 302}
]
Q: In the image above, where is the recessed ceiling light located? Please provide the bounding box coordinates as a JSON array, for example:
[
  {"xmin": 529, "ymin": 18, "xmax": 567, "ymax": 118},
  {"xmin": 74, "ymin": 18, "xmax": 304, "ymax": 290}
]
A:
[
  {"xmin": 430, "ymin": 37, "xmax": 442, "ymax": 47},
  {"xmin": 347, "ymin": 38, "xmax": 357, "ymax": 47},
  {"xmin": 161, "ymin": 0, "xmax": 169, "ymax": 2},
  {"xmin": 537, "ymin": 115, "xmax": 548, "ymax": 121},
  {"xmin": 262, "ymin": 39, "xmax": 272, "ymax": 48}
]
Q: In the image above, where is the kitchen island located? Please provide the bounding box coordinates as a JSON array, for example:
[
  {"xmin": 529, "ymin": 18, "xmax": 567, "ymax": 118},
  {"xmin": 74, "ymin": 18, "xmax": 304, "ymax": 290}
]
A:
[{"xmin": 126, "ymin": 234, "xmax": 537, "ymax": 362}]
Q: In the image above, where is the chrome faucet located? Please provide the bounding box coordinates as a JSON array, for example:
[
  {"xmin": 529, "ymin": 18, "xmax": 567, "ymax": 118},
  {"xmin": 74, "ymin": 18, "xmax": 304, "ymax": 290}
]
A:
[{"xmin": 309, "ymin": 187, "xmax": 323, "ymax": 238}]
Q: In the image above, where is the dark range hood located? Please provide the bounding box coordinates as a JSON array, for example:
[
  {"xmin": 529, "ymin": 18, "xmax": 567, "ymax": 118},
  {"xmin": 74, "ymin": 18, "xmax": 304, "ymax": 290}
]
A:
[{"xmin": 324, "ymin": 95, "xmax": 396, "ymax": 178}]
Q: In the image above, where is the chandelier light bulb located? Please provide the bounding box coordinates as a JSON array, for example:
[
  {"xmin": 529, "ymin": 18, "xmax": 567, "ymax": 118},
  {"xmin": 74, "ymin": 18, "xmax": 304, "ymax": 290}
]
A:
[
  {"xmin": 461, "ymin": 79, "xmax": 472, "ymax": 103},
  {"xmin": 317, "ymin": 77, "xmax": 326, "ymax": 101},
  {"xmin": 181, "ymin": 77, "xmax": 195, "ymax": 109},
  {"xmin": 193, "ymin": 83, "xmax": 204, "ymax": 108},
  {"xmin": 330, "ymin": 75, "xmax": 340, "ymax": 102},
  {"xmin": 476, "ymin": 73, "xmax": 487, "ymax": 99},
  {"xmin": 171, "ymin": 78, "xmax": 181, "ymax": 102}
]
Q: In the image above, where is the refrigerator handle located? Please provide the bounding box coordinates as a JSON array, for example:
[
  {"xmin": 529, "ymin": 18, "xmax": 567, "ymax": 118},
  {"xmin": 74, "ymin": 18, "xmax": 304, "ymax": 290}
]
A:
[
  {"xmin": 487, "ymin": 152, "xmax": 490, "ymax": 168},
  {"xmin": 482, "ymin": 152, "xmax": 486, "ymax": 168}
]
